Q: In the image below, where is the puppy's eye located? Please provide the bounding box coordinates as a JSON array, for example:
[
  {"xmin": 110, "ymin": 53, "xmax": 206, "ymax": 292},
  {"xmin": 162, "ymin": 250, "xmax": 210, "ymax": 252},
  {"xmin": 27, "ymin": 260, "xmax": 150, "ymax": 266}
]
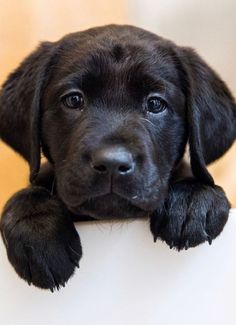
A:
[
  {"xmin": 62, "ymin": 93, "xmax": 84, "ymax": 109},
  {"xmin": 146, "ymin": 96, "xmax": 168, "ymax": 114}
]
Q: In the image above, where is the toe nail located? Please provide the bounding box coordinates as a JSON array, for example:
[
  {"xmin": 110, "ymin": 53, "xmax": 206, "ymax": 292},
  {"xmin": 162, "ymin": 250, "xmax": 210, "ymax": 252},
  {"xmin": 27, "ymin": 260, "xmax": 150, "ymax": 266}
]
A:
[
  {"xmin": 185, "ymin": 240, "xmax": 189, "ymax": 250},
  {"xmin": 169, "ymin": 241, "xmax": 174, "ymax": 249},
  {"xmin": 208, "ymin": 237, "xmax": 212, "ymax": 245}
]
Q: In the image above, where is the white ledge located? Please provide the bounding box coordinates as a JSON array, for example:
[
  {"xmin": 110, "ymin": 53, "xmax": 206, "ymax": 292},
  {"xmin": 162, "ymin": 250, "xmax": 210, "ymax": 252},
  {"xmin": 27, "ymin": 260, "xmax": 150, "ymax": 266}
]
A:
[{"xmin": 0, "ymin": 209, "xmax": 235, "ymax": 325}]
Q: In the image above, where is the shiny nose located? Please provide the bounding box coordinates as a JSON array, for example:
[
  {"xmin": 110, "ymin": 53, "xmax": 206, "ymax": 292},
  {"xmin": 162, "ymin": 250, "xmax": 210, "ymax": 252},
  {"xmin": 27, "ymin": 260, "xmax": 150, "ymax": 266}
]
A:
[{"xmin": 91, "ymin": 146, "xmax": 134, "ymax": 175}]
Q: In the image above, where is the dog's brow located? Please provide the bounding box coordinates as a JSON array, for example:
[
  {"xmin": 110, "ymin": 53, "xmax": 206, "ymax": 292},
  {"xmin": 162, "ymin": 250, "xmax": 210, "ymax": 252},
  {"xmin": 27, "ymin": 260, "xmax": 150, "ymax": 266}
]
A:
[
  {"xmin": 54, "ymin": 74, "xmax": 83, "ymax": 94},
  {"xmin": 57, "ymin": 74, "xmax": 82, "ymax": 86}
]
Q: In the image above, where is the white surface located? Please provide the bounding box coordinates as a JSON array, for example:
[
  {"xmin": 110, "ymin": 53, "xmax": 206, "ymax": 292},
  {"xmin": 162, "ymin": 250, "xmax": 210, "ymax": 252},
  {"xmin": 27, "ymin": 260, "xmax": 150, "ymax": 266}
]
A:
[{"xmin": 0, "ymin": 210, "xmax": 235, "ymax": 325}]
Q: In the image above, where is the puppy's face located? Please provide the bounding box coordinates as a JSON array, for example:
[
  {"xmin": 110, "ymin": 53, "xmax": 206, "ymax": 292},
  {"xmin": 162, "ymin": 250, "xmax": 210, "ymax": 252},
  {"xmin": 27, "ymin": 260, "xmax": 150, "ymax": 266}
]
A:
[
  {"xmin": 42, "ymin": 27, "xmax": 187, "ymax": 219},
  {"xmin": 2, "ymin": 25, "xmax": 234, "ymax": 220}
]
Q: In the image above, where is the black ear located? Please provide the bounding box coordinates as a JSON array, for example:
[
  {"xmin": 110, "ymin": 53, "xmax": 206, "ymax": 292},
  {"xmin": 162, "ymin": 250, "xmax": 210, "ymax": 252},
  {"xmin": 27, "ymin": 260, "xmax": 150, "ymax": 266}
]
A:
[
  {"xmin": 179, "ymin": 47, "xmax": 236, "ymax": 185},
  {"xmin": 0, "ymin": 42, "xmax": 56, "ymax": 183}
]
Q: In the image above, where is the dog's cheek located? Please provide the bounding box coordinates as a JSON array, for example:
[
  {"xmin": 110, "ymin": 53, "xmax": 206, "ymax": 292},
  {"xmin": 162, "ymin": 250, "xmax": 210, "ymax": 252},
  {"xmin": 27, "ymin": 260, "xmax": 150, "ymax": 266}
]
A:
[{"xmin": 41, "ymin": 109, "xmax": 74, "ymax": 163}]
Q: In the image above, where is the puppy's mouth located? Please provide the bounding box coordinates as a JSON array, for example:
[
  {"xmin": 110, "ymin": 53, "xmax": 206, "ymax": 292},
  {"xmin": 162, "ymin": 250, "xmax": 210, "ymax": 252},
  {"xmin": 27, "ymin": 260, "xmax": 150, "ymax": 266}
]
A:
[
  {"xmin": 68, "ymin": 193, "xmax": 152, "ymax": 219},
  {"xmin": 57, "ymin": 174, "xmax": 164, "ymax": 220}
]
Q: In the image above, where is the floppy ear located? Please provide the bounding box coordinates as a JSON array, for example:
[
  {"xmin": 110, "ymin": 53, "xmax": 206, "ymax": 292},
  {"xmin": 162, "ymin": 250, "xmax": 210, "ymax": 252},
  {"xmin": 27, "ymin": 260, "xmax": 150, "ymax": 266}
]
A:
[
  {"xmin": 0, "ymin": 42, "xmax": 57, "ymax": 183},
  {"xmin": 179, "ymin": 47, "xmax": 236, "ymax": 185}
]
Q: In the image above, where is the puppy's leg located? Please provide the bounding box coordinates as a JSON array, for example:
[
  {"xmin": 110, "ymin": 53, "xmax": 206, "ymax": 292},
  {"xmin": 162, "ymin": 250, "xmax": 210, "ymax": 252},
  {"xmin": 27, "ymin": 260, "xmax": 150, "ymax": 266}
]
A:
[
  {"xmin": 0, "ymin": 186, "xmax": 82, "ymax": 291},
  {"xmin": 150, "ymin": 178, "xmax": 230, "ymax": 250}
]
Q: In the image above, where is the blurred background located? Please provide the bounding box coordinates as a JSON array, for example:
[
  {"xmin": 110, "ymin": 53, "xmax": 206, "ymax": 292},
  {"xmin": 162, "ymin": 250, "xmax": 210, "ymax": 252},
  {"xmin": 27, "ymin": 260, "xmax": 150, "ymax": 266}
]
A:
[{"xmin": 0, "ymin": 0, "xmax": 235, "ymax": 211}]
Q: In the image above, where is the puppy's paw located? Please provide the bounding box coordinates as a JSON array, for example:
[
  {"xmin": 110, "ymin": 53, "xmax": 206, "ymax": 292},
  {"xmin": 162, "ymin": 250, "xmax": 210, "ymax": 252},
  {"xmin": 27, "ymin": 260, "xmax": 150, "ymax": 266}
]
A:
[
  {"xmin": 150, "ymin": 179, "xmax": 230, "ymax": 250},
  {"xmin": 0, "ymin": 187, "xmax": 82, "ymax": 291}
]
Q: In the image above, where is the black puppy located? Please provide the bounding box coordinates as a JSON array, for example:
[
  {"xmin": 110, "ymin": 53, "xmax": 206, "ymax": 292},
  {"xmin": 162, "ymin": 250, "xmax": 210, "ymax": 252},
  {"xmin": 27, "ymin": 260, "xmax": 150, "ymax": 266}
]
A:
[{"xmin": 0, "ymin": 25, "xmax": 235, "ymax": 291}]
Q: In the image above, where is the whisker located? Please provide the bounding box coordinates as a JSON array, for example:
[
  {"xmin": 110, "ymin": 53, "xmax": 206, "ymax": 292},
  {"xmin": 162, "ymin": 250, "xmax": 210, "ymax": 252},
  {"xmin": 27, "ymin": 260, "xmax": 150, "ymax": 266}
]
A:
[{"xmin": 51, "ymin": 177, "xmax": 55, "ymax": 195}]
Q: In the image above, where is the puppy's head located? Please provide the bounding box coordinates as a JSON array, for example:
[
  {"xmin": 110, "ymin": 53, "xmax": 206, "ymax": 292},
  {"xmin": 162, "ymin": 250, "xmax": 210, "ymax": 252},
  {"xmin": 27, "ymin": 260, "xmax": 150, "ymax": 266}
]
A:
[{"xmin": 0, "ymin": 25, "xmax": 235, "ymax": 219}]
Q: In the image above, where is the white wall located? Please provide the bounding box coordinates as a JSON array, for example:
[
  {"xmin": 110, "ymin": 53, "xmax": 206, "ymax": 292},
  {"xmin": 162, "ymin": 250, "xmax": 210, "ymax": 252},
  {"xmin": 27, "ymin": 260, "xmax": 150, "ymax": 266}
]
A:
[
  {"xmin": 129, "ymin": 0, "xmax": 236, "ymax": 92},
  {"xmin": 0, "ymin": 210, "xmax": 236, "ymax": 325}
]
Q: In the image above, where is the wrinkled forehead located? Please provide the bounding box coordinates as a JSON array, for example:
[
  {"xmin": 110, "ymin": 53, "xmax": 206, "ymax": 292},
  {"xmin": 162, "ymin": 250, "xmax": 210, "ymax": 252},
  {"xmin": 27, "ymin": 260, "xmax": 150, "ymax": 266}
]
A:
[{"xmin": 51, "ymin": 35, "xmax": 181, "ymax": 99}]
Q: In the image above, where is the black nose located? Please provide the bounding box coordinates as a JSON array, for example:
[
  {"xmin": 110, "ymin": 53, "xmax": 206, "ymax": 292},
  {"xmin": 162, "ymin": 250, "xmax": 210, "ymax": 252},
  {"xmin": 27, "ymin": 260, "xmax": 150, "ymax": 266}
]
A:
[{"xmin": 91, "ymin": 146, "xmax": 134, "ymax": 175}]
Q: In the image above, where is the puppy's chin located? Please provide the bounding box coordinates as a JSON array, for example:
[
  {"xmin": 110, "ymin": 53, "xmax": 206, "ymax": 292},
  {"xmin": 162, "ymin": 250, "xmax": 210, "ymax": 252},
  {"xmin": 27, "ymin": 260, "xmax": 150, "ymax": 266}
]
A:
[{"xmin": 68, "ymin": 194, "xmax": 150, "ymax": 220}]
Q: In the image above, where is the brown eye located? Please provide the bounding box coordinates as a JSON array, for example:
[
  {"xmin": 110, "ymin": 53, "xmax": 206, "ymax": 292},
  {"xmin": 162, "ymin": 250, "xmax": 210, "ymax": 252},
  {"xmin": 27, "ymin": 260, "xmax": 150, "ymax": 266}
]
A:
[
  {"xmin": 146, "ymin": 96, "xmax": 168, "ymax": 114},
  {"xmin": 62, "ymin": 93, "xmax": 84, "ymax": 109}
]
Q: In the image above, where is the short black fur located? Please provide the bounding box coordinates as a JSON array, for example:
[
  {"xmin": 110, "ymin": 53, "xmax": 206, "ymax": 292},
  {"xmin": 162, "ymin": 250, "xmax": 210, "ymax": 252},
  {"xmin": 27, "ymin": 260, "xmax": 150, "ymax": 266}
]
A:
[{"xmin": 0, "ymin": 25, "xmax": 235, "ymax": 291}]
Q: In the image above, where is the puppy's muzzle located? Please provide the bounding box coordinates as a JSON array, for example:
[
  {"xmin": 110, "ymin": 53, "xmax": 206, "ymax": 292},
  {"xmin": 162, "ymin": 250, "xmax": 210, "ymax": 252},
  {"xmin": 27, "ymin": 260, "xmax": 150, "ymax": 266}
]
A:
[{"xmin": 90, "ymin": 145, "xmax": 135, "ymax": 177}]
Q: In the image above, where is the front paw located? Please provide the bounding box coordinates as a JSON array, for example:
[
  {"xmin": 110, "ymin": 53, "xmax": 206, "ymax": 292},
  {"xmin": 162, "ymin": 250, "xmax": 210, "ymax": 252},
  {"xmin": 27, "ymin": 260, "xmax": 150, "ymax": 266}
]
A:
[
  {"xmin": 0, "ymin": 187, "xmax": 82, "ymax": 291},
  {"xmin": 150, "ymin": 179, "xmax": 230, "ymax": 250}
]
